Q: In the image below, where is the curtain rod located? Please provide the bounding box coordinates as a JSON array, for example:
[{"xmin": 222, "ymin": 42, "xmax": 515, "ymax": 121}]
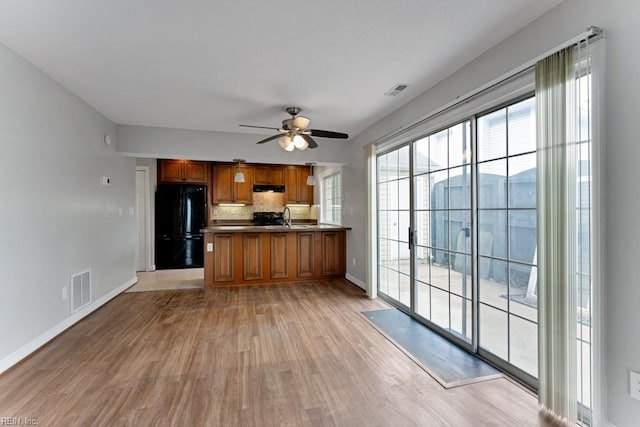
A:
[{"xmin": 372, "ymin": 26, "xmax": 603, "ymax": 147}]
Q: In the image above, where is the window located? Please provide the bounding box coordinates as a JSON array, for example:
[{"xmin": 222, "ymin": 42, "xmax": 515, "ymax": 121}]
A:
[{"xmin": 322, "ymin": 171, "xmax": 341, "ymax": 224}]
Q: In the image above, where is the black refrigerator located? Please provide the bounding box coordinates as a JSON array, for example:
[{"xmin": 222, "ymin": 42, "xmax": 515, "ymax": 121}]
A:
[{"xmin": 155, "ymin": 183, "xmax": 206, "ymax": 269}]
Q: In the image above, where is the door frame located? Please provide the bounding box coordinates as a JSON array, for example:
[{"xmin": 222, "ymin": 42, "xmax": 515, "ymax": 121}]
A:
[{"xmin": 136, "ymin": 166, "xmax": 153, "ymax": 271}]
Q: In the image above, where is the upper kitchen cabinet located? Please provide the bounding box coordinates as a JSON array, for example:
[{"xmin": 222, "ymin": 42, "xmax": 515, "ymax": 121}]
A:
[
  {"xmin": 211, "ymin": 163, "xmax": 254, "ymax": 204},
  {"xmin": 253, "ymin": 165, "xmax": 285, "ymax": 185},
  {"xmin": 285, "ymin": 166, "xmax": 313, "ymax": 205},
  {"xmin": 158, "ymin": 159, "xmax": 208, "ymax": 184}
]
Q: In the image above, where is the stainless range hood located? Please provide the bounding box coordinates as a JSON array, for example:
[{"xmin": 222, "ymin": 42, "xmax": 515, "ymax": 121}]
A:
[{"xmin": 253, "ymin": 184, "xmax": 285, "ymax": 193}]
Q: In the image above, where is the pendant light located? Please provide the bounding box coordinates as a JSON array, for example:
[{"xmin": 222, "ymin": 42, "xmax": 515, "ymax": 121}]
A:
[
  {"xmin": 233, "ymin": 159, "xmax": 245, "ymax": 183},
  {"xmin": 305, "ymin": 162, "xmax": 315, "ymax": 186}
]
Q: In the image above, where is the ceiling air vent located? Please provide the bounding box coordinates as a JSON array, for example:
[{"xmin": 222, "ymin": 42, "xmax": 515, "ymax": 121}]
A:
[{"xmin": 385, "ymin": 83, "xmax": 410, "ymax": 97}]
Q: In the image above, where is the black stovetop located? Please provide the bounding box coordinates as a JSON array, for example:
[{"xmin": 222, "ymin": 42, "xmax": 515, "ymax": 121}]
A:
[{"xmin": 253, "ymin": 211, "xmax": 285, "ymax": 225}]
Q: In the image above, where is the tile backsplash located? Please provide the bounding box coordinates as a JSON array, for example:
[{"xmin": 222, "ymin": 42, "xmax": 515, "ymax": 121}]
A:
[{"xmin": 211, "ymin": 192, "xmax": 317, "ymax": 222}]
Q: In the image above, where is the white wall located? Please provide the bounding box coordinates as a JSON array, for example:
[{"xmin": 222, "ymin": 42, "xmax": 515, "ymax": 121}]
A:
[
  {"xmin": 117, "ymin": 124, "xmax": 347, "ymax": 166},
  {"xmin": 0, "ymin": 41, "xmax": 136, "ymax": 370},
  {"xmin": 342, "ymin": 0, "xmax": 640, "ymax": 425}
]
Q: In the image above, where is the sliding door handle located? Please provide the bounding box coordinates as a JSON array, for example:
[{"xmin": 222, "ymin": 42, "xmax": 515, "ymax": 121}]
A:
[{"xmin": 408, "ymin": 228, "xmax": 418, "ymax": 249}]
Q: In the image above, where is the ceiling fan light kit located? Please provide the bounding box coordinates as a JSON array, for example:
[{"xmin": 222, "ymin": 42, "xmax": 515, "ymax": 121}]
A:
[{"xmin": 240, "ymin": 106, "xmax": 348, "ymax": 151}]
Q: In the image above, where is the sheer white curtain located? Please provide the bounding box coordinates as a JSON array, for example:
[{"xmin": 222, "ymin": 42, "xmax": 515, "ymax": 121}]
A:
[{"xmin": 536, "ymin": 48, "xmax": 578, "ymax": 425}]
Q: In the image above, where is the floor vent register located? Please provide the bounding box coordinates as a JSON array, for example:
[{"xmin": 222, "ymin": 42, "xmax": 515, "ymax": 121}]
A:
[{"xmin": 70, "ymin": 269, "xmax": 92, "ymax": 313}]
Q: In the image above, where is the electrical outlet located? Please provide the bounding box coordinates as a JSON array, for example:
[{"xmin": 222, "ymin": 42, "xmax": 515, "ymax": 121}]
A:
[
  {"xmin": 207, "ymin": 243, "xmax": 213, "ymax": 252},
  {"xmin": 352, "ymin": 257, "xmax": 356, "ymax": 266},
  {"xmin": 62, "ymin": 286, "xmax": 68, "ymax": 301},
  {"xmin": 630, "ymin": 370, "xmax": 640, "ymax": 400}
]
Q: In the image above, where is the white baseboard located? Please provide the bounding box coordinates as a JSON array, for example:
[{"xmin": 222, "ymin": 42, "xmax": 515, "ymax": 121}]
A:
[
  {"xmin": 345, "ymin": 273, "xmax": 366, "ymax": 290},
  {"xmin": 0, "ymin": 276, "xmax": 137, "ymax": 375}
]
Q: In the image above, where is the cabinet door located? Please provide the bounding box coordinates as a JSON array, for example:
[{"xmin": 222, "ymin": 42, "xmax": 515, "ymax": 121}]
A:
[
  {"xmin": 159, "ymin": 160, "xmax": 184, "ymax": 183},
  {"xmin": 212, "ymin": 165, "xmax": 234, "ymax": 203},
  {"xmin": 322, "ymin": 231, "xmax": 345, "ymax": 277},
  {"xmin": 184, "ymin": 161, "xmax": 208, "ymax": 183},
  {"xmin": 254, "ymin": 165, "xmax": 285, "ymax": 185},
  {"xmin": 285, "ymin": 166, "xmax": 313, "ymax": 204},
  {"xmin": 234, "ymin": 166, "xmax": 254, "ymax": 204},
  {"xmin": 297, "ymin": 167, "xmax": 313, "ymax": 204},
  {"xmin": 253, "ymin": 166, "xmax": 271, "ymax": 185},
  {"xmin": 213, "ymin": 234, "xmax": 234, "ymax": 282},
  {"xmin": 270, "ymin": 233, "xmax": 289, "ymax": 279},
  {"xmin": 243, "ymin": 233, "xmax": 263, "ymax": 280},
  {"xmin": 297, "ymin": 232, "xmax": 315, "ymax": 278},
  {"xmin": 270, "ymin": 166, "xmax": 285, "ymax": 185},
  {"xmin": 285, "ymin": 166, "xmax": 299, "ymax": 204}
]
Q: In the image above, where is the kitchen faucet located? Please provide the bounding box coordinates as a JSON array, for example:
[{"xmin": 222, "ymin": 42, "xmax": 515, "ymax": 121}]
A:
[{"xmin": 283, "ymin": 206, "xmax": 291, "ymax": 227}]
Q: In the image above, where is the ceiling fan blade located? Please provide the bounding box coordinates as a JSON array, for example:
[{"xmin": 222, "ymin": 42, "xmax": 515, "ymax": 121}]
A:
[
  {"xmin": 309, "ymin": 129, "xmax": 349, "ymax": 139},
  {"xmin": 256, "ymin": 134, "xmax": 283, "ymax": 144},
  {"xmin": 301, "ymin": 134, "xmax": 318, "ymax": 149},
  {"xmin": 240, "ymin": 124, "xmax": 279, "ymax": 130}
]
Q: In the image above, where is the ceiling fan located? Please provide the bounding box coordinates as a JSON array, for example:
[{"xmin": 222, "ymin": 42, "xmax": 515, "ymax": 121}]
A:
[{"xmin": 239, "ymin": 106, "xmax": 348, "ymax": 151}]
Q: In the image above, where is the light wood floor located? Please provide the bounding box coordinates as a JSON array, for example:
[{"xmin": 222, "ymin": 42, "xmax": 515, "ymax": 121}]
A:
[
  {"xmin": 0, "ymin": 279, "xmax": 538, "ymax": 426},
  {"xmin": 127, "ymin": 268, "xmax": 204, "ymax": 292}
]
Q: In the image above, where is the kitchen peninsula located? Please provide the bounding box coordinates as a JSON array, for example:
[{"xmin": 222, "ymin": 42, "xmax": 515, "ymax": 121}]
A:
[{"xmin": 202, "ymin": 224, "xmax": 350, "ymax": 286}]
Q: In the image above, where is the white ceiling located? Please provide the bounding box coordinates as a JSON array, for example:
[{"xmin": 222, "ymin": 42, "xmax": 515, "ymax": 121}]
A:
[{"xmin": 0, "ymin": 0, "xmax": 562, "ymax": 142}]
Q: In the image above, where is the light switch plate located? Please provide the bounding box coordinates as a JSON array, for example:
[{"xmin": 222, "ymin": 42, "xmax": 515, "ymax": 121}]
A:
[{"xmin": 630, "ymin": 370, "xmax": 640, "ymax": 400}]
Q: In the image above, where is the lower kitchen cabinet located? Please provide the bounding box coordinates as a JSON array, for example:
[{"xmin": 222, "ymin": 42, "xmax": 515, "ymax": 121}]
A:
[
  {"xmin": 296, "ymin": 232, "xmax": 316, "ymax": 278},
  {"xmin": 204, "ymin": 229, "xmax": 347, "ymax": 286},
  {"xmin": 270, "ymin": 233, "xmax": 295, "ymax": 279},
  {"xmin": 322, "ymin": 231, "xmax": 345, "ymax": 277},
  {"xmin": 243, "ymin": 233, "xmax": 263, "ymax": 280},
  {"xmin": 211, "ymin": 233, "xmax": 234, "ymax": 282}
]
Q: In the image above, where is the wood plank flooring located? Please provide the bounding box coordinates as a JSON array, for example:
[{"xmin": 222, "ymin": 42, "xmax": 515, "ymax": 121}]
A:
[{"xmin": 0, "ymin": 279, "xmax": 538, "ymax": 426}]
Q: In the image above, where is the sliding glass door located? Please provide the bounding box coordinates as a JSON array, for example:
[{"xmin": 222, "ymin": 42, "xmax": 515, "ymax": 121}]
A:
[
  {"xmin": 475, "ymin": 98, "xmax": 538, "ymax": 379},
  {"xmin": 376, "ymin": 54, "xmax": 596, "ymax": 419},
  {"xmin": 413, "ymin": 121, "xmax": 472, "ymax": 344},
  {"xmin": 376, "ymin": 97, "xmax": 539, "ymax": 382},
  {"xmin": 377, "ymin": 145, "xmax": 411, "ymax": 308}
]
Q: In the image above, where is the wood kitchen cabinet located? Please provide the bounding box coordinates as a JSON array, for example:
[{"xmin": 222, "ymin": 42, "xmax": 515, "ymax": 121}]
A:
[
  {"xmin": 158, "ymin": 159, "xmax": 208, "ymax": 184},
  {"xmin": 296, "ymin": 232, "xmax": 316, "ymax": 278},
  {"xmin": 211, "ymin": 233, "xmax": 235, "ymax": 282},
  {"xmin": 321, "ymin": 231, "xmax": 345, "ymax": 277},
  {"xmin": 253, "ymin": 165, "xmax": 285, "ymax": 185},
  {"xmin": 270, "ymin": 233, "xmax": 296, "ymax": 280},
  {"xmin": 211, "ymin": 163, "xmax": 254, "ymax": 204},
  {"xmin": 285, "ymin": 166, "xmax": 313, "ymax": 205},
  {"xmin": 243, "ymin": 233, "xmax": 263, "ymax": 280},
  {"xmin": 204, "ymin": 228, "xmax": 347, "ymax": 286}
]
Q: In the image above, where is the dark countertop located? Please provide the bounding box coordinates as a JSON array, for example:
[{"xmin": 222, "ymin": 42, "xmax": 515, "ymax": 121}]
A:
[{"xmin": 202, "ymin": 223, "xmax": 351, "ymax": 233}]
